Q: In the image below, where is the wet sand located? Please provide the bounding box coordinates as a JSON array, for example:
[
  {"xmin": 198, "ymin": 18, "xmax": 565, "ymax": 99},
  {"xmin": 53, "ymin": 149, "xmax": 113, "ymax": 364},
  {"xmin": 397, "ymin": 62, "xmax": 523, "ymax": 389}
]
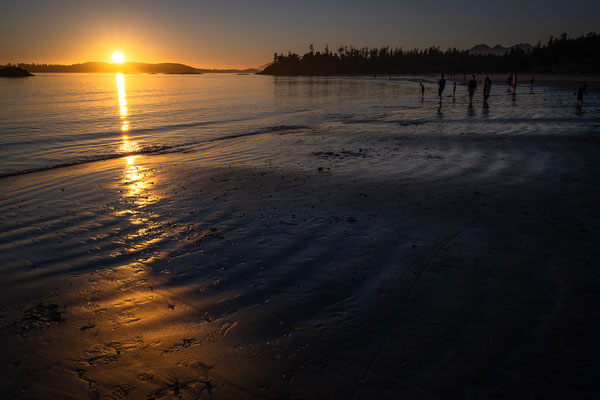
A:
[{"xmin": 1, "ymin": 126, "xmax": 600, "ymax": 399}]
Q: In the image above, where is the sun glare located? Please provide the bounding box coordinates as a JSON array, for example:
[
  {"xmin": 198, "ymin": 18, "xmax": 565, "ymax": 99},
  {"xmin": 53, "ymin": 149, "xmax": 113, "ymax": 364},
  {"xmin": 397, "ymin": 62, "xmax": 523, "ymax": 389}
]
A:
[{"xmin": 112, "ymin": 51, "xmax": 125, "ymax": 63}]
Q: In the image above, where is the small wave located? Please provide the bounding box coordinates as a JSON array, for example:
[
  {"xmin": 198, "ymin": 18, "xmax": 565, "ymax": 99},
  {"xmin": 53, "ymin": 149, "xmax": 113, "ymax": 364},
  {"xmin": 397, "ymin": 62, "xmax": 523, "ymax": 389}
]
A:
[
  {"xmin": 343, "ymin": 119, "xmax": 426, "ymax": 126},
  {"xmin": 212, "ymin": 125, "xmax": 310, "ymax": 141},
  {"xmin": 0, "ymin": 125, "xmax": 310, "ymax": 179},
  {"xmin": 1, "ymin": 117, "xmax": 261, "ymax": 147},
  {"xmin": 0, "ymin": 146, "xmax": 173, "ymax": 178}
]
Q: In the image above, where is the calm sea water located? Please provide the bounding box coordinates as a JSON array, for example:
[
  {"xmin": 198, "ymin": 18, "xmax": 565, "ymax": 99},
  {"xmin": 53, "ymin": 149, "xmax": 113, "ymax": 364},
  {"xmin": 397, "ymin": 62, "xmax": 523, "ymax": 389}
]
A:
[{"xmin": 0, "ymin": 73, "xmax": 598, "ymax": 176}]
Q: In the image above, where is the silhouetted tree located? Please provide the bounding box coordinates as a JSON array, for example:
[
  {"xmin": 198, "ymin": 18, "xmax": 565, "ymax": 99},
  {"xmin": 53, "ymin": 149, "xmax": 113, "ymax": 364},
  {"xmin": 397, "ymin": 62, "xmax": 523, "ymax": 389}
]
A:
[{"xmin": 260, "ymin": 32, "xmax": 600, "ymax": 76}]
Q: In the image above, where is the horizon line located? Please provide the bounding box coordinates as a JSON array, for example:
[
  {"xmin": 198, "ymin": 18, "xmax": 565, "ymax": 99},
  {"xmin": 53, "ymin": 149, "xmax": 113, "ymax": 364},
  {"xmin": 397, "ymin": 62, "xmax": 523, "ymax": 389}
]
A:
[{"xmin": 2, "ymin": 60, "xmax": 264, "ymax": 70}]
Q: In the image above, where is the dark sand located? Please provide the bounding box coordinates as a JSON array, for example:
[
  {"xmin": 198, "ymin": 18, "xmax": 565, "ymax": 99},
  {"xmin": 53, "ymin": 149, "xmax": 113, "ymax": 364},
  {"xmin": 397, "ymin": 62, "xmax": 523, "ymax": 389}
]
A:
[{"xmin": 1, "ymin": 127, "xmax": 600, "ymax": 399}]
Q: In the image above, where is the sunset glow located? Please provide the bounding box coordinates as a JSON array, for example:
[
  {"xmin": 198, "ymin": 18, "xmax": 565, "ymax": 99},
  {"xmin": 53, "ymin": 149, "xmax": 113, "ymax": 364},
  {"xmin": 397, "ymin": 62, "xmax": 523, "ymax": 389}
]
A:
[
  {"xmin": 112, "ymin": 51, "xmax": 125, "ymax": 64},
  {"xmin": 2, "ymin": 1, "xmax": 600, "ymax": 399}
]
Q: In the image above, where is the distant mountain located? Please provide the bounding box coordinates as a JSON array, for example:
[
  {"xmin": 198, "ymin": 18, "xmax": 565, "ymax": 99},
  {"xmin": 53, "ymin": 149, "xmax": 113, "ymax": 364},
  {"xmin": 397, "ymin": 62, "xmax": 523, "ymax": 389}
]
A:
[
  {"xmin": 195, "ymin": 68, "xmax": 260, "ymax": 74},
  {"xmin": 6, "ymin": 62, "xmax": 259, "ymax": 74},
  {"xmin": 255, "ymin": 62, "xmax": 273, "ymax": 71},
  {"xmin": 10, "ymin": 62, "xmax": 200, "ymax": 74},
  {"xmin": 469, "ymin": 43, "xmax": 533, "ymax": 56}
]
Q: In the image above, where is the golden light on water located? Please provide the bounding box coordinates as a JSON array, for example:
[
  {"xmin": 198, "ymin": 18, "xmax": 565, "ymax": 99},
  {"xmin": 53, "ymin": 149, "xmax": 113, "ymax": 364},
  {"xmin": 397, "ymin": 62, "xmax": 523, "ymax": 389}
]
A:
[
  {"xmin": 113, "ymin": 71, "xmax": 158, "ymax": 213},
  {"xmin": 112, "ymin": 51, "xmax": 125, "ymax": 63},
  {"xmin": 115, "ymin": 73, "xmax": 138, "ymax": 157},
  {"xmin": 119, "ymin": 139, "xmax": 140, "ymax": 154},
  {"xmin": 116, "ymin": 73, "xmax": 128, "ymax": 121}
]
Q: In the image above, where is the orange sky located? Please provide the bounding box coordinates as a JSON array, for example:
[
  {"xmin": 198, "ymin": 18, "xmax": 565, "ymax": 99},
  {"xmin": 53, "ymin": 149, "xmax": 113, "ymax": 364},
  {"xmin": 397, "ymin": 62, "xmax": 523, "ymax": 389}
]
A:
[{"xmin": 2, "ymin": 0, "xmax": 599, "ymax": 69}]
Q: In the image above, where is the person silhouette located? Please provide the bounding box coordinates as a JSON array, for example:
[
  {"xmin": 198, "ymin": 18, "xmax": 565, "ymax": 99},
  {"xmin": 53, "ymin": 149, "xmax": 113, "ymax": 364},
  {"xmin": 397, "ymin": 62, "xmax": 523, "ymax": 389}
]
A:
[
  {"xmin": 467, "ymin": 74, "xmax": 477, "ymax": 103},
  {"xmin": 419, "ymin": 82, "xmax": 425, "ymax": 99},
  {"xmin": 512, "ymin": 72, "xmax": 518, "ymax": 94},
  {"xmin": 453, "ymin": 81, "xmax": 457, "ymax": 97},
  {"xmin": 483, "ymin": 75, "xmax": 492, "ymax": 104},
  {"xmin": 506, "ymin": 72, "xmax": 513, "ymax": 91},
  {"xmin": 437, "ymin": 74, "xmax": 446, "ymax": 103}
]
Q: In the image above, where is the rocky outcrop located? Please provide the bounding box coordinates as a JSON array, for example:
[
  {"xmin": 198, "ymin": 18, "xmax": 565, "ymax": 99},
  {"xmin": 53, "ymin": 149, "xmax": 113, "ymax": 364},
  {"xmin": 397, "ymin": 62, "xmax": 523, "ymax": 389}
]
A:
[{"xmin": 0, "ymin": 66, "xmax": 34, "ymax": 77}]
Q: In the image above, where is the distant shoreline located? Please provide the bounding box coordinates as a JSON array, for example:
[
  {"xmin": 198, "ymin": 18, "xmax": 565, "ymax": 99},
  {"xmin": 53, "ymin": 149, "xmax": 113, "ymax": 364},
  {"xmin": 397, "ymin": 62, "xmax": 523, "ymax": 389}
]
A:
[
  {"xmin": 0, "ymin": 62, "xmax": 260, "ymax": 75},
  {"xmin": 10, "ymin": 71, "xmax": 599, "ymax": 89}
]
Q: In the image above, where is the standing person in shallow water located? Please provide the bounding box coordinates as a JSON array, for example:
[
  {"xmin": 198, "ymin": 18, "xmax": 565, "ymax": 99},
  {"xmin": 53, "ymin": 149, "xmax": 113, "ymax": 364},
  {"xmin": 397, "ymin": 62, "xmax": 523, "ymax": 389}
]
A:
[
  {"xmin": 575, "ymin": 84, "xmax": 588, "ymax": 105},
  {"xmin": 512, "ymin": 72, "xmax": 518, "ymax": 94},
  {"xmin": 437, "ymin": 74, "xmax": 446, "ymax": 103},
  {"xmin": 483, "ymin": 75, "xmax": 492, "ymax": 104},
  {"xmin": 506, "ymin": 72, "xmax": 513, "ymax": 91},
  {"xmin": 467, "ymin": 74, "xmax": 477, "ymax": 103},
  {"xmin": 453, "ymin": 81, "xmax": 457, "ymax": 97},
  {"xmin": 419, "ymin": 82, "xmax": 425, "ymax": 99}
]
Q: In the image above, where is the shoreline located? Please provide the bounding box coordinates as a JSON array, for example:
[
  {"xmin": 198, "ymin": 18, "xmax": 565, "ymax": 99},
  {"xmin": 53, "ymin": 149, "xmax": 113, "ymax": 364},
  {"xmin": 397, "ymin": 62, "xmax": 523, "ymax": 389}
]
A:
[{"xmin": 1, "ymin": 124, "xmax": 600, "ymax": 398}]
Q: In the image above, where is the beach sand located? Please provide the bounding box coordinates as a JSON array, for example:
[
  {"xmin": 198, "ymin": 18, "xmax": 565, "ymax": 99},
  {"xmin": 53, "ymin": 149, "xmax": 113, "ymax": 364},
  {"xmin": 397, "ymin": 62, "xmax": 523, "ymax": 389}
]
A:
[{"xmin": 1, "ymin": 126, "xmax": 600, "ymax": 399}]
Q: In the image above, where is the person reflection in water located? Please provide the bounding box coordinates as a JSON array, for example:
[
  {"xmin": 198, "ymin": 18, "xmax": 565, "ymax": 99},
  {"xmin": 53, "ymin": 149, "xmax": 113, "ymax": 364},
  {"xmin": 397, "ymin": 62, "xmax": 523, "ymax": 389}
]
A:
[
  {"xmin": 530, "ymin": 76, "xmax": 535, "ymax": 92},
  {"xmin": 575, "ymin": 84, "xmax": 588, "ymax": 106},
  {"xmin": 467, "ymin": 101, "xmax": 475, "ymax": 117},
  {"xmin": 482, "ymin": 103, "xmax": 490, "ymax": 117}
]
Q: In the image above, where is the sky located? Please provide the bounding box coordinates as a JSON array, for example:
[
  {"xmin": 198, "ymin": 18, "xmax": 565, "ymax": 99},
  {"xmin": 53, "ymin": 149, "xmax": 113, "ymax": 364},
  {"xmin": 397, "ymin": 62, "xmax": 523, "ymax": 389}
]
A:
[{"xmin": 1, "ymin": 0, "xmax": 599, "ymax": 69}]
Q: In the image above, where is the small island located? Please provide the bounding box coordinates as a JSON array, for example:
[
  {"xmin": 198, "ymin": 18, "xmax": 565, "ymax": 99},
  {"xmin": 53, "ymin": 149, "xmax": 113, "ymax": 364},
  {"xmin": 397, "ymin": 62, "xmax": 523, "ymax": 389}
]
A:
[{"xmin": 0, "ymin": 66, "xmax": 34, "ymax": 77}]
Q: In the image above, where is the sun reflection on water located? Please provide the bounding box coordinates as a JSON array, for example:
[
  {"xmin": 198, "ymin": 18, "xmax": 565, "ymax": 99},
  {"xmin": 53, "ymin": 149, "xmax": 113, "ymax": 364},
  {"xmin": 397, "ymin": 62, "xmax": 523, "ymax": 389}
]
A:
[
  {"xmin": 116, "ymin": 73, "xmax": 129, "ymax": 122},
  {"xmin": 116, "ymin": 74, "xmax": 140, "ymax": 158},
  {"xmin": 114, "ymin": 73, "xmax": 160, "ymax": 246},
  {"xmin": 119, "ymin": 137, "xmax": 140, "ymax": 154}
]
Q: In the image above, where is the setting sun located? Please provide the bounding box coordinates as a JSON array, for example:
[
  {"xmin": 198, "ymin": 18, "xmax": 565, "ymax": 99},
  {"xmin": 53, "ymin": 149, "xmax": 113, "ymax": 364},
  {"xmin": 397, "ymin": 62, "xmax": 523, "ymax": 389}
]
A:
[{"xmin": 112, "ymin": 51, "xmax": 125, "ymax": 63}]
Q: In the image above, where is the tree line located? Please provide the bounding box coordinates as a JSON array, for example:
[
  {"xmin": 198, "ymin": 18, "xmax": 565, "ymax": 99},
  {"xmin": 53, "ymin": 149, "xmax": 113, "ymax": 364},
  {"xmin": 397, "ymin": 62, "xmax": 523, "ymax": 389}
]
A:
[{"xmin": 260, "ymin": 32, "xmax": 600, "ymax": 76}]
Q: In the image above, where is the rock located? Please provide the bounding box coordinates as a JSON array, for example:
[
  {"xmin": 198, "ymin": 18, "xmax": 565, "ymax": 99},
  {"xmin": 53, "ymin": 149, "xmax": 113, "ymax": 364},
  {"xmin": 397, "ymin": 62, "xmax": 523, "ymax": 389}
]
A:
[{"xmin": 0, "ymin": 66, "xmax": 34, "ymax": 77}]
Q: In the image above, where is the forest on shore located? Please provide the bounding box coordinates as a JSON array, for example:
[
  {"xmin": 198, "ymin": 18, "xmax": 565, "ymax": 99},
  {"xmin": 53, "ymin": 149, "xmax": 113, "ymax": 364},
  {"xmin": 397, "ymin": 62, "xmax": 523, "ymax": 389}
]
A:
[{"xmin": 260, "ymin": 32, "xmax": 600, "ymax": 76}]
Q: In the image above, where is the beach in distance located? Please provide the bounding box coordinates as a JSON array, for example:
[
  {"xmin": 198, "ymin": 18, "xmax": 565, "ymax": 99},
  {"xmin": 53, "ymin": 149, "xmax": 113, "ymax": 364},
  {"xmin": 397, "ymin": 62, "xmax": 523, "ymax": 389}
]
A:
[{"xmin": 1, "ymin": 73, "xmax": 600, "ymax": 399}]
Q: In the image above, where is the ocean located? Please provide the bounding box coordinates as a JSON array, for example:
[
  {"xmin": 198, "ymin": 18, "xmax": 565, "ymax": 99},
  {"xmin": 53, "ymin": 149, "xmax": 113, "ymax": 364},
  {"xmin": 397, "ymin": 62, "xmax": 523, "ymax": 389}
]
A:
[{"xmin": 1, "ymin": 73, "xmax": 598, "ymax": 177}]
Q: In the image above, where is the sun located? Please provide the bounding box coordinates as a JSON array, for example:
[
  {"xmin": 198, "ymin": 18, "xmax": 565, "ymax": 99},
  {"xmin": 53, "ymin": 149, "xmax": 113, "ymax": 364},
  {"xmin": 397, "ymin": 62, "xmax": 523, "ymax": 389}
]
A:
[{"xmin": 112, "ymin": 51, "xmax": 125, "ymax": 63}]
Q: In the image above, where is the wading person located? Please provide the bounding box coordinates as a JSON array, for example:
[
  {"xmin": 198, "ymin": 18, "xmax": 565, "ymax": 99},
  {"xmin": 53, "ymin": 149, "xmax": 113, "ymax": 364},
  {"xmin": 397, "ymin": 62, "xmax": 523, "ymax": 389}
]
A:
[
  {"xmin": 437, "ymin": 74, "xmax": 446, "ymax": 103},
  {"xmin": 453, "ymin": 81, "xmax": 457, "ymax": 97},
  {"xmin": 512, "ymin": 72, "xmax": 518, "ymax": 94},
  {"xmin": 467, "ymin": 74, "xmax": 477, "ymax": 103},
  {"xmin": 483, "ymin": 75, "xmax": 492, "ymax": 103},
  {"xmin": 420, "ymin": 82, "xmax": 425, "ymax": 99}
]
